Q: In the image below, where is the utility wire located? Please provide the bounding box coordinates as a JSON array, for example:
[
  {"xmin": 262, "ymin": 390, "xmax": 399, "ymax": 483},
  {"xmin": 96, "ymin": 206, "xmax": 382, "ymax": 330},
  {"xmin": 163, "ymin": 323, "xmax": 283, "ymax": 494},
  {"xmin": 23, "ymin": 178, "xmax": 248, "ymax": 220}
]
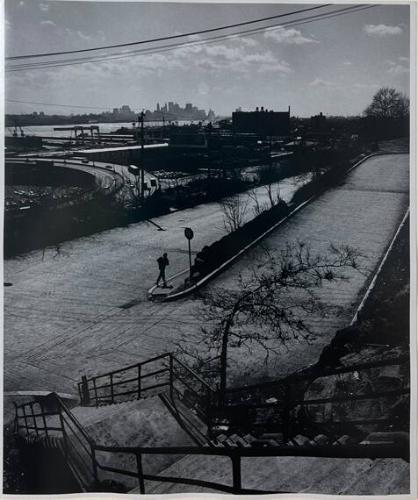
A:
[
  {"xmin": 9, "ymin": 5, "xmax": 365, "ymax": 69},
  {"xmin": 6, "ymin": 5, "xmax": 373, "ymax": 73},
  {"xmin": 6, "ymin": 4, "xmax": 330, "ymax": 61},
  {"xmin": 7, "ymin": 5, "xmax": 369, "ymax": 71},
  {"xmin": 6, "ymin": 99, "xmax": 112, "ymax": 110}
]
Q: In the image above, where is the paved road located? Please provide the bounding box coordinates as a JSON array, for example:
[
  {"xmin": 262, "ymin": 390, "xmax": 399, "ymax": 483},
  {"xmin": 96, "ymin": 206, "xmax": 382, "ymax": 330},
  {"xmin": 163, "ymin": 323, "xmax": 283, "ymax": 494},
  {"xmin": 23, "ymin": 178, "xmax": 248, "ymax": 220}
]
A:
[
  {"xmin": 4, "ymin": 155, "xmax": 409, "ymax": 394},
  {"xmin": 3, "ymin": 175, "xmax": 307, "ymax": 393}
]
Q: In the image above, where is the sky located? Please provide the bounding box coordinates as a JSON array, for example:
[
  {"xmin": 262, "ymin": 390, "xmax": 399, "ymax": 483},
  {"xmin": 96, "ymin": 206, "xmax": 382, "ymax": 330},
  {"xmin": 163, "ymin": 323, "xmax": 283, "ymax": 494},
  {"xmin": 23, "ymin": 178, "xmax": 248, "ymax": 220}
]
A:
[{"xmin": 4, "ymin": 1, "xmax": 411, "ymax": 117}]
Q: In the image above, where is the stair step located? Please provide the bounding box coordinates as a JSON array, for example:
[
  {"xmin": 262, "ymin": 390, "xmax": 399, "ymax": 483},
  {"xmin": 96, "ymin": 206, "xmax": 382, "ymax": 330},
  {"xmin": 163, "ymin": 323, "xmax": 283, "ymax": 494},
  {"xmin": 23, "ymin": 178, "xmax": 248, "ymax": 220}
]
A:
[
  {"xmin": 209, "ymin": 440, "xmax": 225, "ymax": 448},
  {"xmin": 360, "ymin": 431, "xmax": 409, "ymax": 446},
  {"xmin": 216, "ymin": 434, "xmax": 229, "ymax": 443},
  {"xmin": 160, "ymin": 394, "xmax": 209, "ymax": 447},
  {"xmin": 233, "ymin": 436, "xmax": 251, "ymax": 448},
  {"xmin": 250, "ymin": 439, "xmax": 275, "ymax": 447},
  {"xmin": 243, "ymin": 433, "xmax": 257, "ymax": 444},
  {"xmin": 227, "ymin": 434, "xmax": 241, "ymax": 443},
  {"xmin": 223, "ymin": 438, "xmax": 236, "ymax": 448},
  {"xmin": 259, "ymin": 432, "xmax": 284, "ymax": 443},
  {"xmin": 292, "ymin": 434, "xmax": 311, "ymax": 446},
  {"xmin": 333, "ymin": 435, "xmax": 354, "ymax": 446},
  {"xmin": 312, "ymin": 434, "xmax": 329, "ymax": 445}
]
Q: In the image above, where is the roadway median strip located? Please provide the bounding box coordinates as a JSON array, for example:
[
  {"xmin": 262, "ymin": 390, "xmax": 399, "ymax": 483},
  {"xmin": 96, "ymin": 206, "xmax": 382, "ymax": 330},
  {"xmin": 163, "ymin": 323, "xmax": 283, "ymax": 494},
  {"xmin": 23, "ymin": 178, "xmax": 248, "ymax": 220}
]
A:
[{"xmin": 148, "ymin": 152, "xmax": 388, "ymax": 302}]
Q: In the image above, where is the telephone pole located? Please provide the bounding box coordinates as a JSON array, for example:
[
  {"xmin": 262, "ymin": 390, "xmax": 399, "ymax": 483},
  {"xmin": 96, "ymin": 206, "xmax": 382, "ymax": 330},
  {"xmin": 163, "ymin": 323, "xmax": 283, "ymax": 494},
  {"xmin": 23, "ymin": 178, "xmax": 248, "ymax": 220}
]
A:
[{"xmin": 139, "ymin": 111, "xmax": 145, "ymax": 205}]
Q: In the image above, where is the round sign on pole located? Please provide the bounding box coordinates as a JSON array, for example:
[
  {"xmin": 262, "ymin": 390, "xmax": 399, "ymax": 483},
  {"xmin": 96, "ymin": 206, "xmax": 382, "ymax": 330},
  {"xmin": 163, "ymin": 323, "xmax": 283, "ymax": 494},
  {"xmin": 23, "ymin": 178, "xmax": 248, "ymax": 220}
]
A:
[{"xmin": 184, "ymin": 227, "xmax": 194, "ymax": 240}]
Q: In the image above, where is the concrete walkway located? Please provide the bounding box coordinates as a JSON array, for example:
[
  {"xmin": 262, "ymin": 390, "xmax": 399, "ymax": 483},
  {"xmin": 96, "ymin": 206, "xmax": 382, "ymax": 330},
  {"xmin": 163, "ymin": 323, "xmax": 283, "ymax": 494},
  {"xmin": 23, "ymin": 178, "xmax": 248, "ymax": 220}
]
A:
[
  {"xmin": 3, "ymin": 175, "xmax": 308, "ymax": 392},
  {"xmin": 4, "ymin": 155, "xmax": 409, "ymax": 394}
]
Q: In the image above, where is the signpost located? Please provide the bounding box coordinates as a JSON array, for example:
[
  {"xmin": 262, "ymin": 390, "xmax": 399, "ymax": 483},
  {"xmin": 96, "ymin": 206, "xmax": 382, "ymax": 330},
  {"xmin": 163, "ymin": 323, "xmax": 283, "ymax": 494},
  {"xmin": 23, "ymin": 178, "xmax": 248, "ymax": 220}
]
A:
[{"xmin": 184, "ymin": 227, "xmax": 194, "ymax": 281}]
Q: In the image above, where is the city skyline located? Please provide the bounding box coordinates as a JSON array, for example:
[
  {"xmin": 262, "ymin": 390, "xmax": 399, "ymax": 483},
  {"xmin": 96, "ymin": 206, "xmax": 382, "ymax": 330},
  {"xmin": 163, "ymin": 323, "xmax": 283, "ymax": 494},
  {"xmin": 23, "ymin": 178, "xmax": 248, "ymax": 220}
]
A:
[{"xmin": 5, "ymin": 2, "xmax": 411, "ymax": 117}]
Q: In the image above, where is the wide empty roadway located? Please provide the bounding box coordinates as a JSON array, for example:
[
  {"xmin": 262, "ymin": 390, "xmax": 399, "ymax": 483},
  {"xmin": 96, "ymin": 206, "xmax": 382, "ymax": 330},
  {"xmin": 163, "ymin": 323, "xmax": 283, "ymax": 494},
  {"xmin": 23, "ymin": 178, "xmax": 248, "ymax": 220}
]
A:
[{"xmin": 4, "ymin": 154, "xmax": 409, "ymax": 394}]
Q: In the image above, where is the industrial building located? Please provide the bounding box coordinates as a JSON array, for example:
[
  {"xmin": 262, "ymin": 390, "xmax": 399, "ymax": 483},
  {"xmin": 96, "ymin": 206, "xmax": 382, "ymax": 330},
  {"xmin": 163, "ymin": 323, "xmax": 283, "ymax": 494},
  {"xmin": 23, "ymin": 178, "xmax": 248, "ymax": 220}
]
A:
[{"xmin": 232, "ymin": 107, "xmax": 290, "ymax": 137}]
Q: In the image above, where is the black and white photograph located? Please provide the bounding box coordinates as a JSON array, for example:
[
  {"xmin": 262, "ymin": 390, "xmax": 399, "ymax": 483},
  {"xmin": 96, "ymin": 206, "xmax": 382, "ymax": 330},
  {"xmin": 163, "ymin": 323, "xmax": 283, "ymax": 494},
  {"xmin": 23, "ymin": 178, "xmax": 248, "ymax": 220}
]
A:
[{"xmin": 2, "ymin": 0, "xmax": 416, "ymax": 496}]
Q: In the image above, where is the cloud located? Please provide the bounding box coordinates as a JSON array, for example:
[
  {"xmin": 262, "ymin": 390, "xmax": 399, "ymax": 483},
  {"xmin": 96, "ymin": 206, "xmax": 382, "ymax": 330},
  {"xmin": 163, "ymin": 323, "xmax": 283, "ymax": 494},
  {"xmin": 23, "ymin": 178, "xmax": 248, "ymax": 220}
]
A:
[
  {"xmin": 363, "ymin": 24, "xmax": 403, "ymax": 36},
  {"xmin": 39, "ymin": 3, "xmax": 49, "ymax": 11},
  {"xmin": 388, "ymin": 65, "xmax": 409, "ymax": 75},
  {"xmin": 18, "ymin": 1, "xmax": 25, "ymax": 6},
  {"xmin": 399, "ymin": 56, "xmax": 409, "ymax": 63},
  {"xmin": 77, "ymin": 31, "xmax": 93, "ymax": 41},
  {"xmin": 342, "ymin": 61, "xmax": 352, "ymax": 66},
  {"xmin": 239, "ymin": 37, "xmax": 258, "ymax": 47},
  {"xmin": 385, "ymin": 59, "xmax": 409, "ymax": 76},
  {"xmin": 309, "ymin": 78, "xmax": 336, "ymax": 88},
  {"xmin": 258, "ymin": 61, "xmax": 292, "ymax": 73},
  {"xmin": 264, "ymin": 27, "xmax": 318, "ymax": 45},
  {"xmin": 40, "ymin": 20, "xmax": 55, "ymax": 26},
  {"xmin": 171, "ymin": 41, "xmax": 291, "ymax": 75},
  {"xmin": 9, "ymin": 34, "xmax": 292, "ymax": 96}
]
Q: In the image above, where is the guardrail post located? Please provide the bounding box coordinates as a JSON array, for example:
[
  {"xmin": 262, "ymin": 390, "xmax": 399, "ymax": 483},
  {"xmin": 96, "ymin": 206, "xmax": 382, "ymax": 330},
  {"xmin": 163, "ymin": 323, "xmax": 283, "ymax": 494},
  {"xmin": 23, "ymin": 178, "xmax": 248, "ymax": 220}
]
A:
[
  {"xmin": 137, "ymin": 364, "xmax": 142, "ymax": 400},
  {"xmin": 81, "ymin": 375, "xmax": 90, "ymax": 406},
  {"xmin": 231, "ymin": 453, "xmax": 241, "ymax": 493},
  {"xmin": 136, "ymin": 452, "xmax": 146, "ymax": 494}
]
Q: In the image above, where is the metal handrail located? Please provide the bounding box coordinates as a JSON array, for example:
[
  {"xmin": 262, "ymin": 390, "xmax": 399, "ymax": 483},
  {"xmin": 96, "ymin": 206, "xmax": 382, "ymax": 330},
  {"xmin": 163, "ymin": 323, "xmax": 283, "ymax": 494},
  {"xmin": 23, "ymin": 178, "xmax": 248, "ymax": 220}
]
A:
[
  {"xmin": 224, "ymin": 355, "xmax": 410, "ymax": 395},
  {"xmin": 14, "ymin": 389, "xmax": 410, "ymax": 495},
  {"xmin": 92, "ymin": 442, "xmax": 409, "ymax": 459},
  {"xmin": 171, "ymin": 355, "xmax": 216, "ymax": 393},
  {"xmin": 78, "ymin": 353, "xmax": 216, "ymax": 414},
  {"xmin": 14, "ymin": 394, "xmax": 97, "ymax": 491},
  {"xmin": 90, "ymin": 441, "xmax": 409, "ymax": 494},
  {"xmin": 55, "ymin": 396, "xmax": 95, "ymax": 445},
  {"xmin": 85, "ymin": 352, "xmax": 171, "ymax": 382}
]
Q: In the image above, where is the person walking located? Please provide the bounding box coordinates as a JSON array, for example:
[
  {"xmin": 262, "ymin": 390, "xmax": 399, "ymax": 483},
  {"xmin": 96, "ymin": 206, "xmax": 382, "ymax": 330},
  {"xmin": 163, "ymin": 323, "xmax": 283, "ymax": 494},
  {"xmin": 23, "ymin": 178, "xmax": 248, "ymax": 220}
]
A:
[{"xmin": 156, "ymin": 252, "xmax": 170, "ymax": 288}]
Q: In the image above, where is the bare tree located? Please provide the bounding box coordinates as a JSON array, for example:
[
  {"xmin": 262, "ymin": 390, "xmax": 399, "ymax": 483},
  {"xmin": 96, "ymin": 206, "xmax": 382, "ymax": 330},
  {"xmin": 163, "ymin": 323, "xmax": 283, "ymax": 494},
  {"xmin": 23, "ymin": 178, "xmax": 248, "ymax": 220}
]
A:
[
  {"xmin": 247, "ymin": 189, "xmax": 267, "ymax": 217},
  {"xmin": 176, "ymin": 241, "xmax": 362, "ymax": 406},
  {"xmin": 124, "ymin": 171, "xmax": 142, "ymax": 210},
  {"xmin": 220, "ymin": 195, "xmax": 248, "ymax": 233},
  {"xmin": 264, "ymin": 183, "xmax": 282, "ymax": 209},
  {"xmin": 247, "ymin": 187, "xmax": 282, "ymax": 217},
  {"xmin": 364, "ymin": 87, "xmax": 409, "ymax": 119}
]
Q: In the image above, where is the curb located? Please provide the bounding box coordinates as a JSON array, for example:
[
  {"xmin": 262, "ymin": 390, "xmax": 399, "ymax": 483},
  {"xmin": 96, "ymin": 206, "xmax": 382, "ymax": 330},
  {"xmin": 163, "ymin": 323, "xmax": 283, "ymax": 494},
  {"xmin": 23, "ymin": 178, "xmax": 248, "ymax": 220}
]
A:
[
  {"xmin": 350, "ymin": 207, "xmax": 410, "ymax": 325},
  {"xmin": 148, "ymin": 268, "xmax": 189, "ymax": 299},
  {"xmin": 157, "ymin": 151, "xmax": 389, "ymax": 302}
]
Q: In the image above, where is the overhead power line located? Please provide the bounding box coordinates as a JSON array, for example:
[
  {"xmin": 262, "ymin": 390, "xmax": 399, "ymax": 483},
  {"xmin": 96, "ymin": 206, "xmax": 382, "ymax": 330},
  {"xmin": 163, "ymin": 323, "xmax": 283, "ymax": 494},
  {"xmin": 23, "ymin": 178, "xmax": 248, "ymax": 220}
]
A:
[
  {"xmin": 6, "ymin": 5, "xmax": 374, "ymax": 73},
  {"xmin": 6, "ymin": 99, "xmax": 112, "ymax": 110},
  {"xmin": 6, "ymin": 4, "xmax": 330, "ymax": 61}
]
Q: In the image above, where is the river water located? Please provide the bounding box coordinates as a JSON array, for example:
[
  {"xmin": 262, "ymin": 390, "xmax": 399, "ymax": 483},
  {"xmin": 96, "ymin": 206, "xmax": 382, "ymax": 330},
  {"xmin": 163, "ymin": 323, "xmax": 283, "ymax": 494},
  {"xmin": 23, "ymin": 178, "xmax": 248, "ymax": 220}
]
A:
[{"xmin": 6, "ymin": 120, "xmax": 198, "ymax": 137}]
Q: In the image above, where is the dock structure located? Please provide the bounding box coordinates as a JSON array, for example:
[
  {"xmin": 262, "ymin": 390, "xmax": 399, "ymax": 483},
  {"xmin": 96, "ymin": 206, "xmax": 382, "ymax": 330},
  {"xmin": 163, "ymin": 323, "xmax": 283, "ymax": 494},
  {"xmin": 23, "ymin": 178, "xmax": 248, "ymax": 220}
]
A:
[{"xmin": 75, "ymin": 142, "xmax": 169, "ymax": 166}]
